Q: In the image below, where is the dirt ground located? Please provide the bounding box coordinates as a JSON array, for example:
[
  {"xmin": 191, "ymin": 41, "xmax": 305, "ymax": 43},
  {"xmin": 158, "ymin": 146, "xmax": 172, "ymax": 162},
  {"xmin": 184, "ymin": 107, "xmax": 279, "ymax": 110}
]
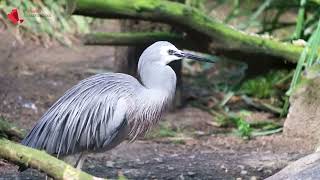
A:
[{"xmin": 0, "ymin": 31, "xmax": 315, "ymax": 180}]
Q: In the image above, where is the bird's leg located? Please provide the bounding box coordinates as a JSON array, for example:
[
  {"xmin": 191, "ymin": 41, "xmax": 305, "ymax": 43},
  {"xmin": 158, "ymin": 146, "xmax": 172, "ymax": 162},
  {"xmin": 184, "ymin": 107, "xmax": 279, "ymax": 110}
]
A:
[
  {"xmin": 75, "ymin": 152, "xmax": 87, "ymax": 170},
  {"xmin": 45, "ymin": 175, "xmax": 53, "ymax": 180},
  {"xmin": 60, "ymin": 153, "xmax": 87, "ymax": 169}
]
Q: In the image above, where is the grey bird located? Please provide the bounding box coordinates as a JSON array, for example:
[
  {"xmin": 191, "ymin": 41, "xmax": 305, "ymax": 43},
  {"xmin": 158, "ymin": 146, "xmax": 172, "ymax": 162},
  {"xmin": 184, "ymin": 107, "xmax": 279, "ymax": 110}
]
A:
[{"xmin": 21, "ymin": 41, "xmax": 215, "ymax": 169}]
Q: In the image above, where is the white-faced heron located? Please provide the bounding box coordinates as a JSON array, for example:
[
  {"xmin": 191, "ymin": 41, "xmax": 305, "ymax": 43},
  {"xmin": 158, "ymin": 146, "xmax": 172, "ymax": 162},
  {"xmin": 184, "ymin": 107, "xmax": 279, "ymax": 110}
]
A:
[{"xmin": 21, "ymin": 41, "xmax": 215, "ymax": 169}]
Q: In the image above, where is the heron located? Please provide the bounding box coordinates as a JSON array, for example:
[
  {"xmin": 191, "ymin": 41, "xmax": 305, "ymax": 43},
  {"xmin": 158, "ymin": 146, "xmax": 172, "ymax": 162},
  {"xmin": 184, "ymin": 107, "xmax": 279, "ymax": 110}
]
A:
[{"xmin": 21, "ymin": 41, "xmax": 215, "ymax": 170}]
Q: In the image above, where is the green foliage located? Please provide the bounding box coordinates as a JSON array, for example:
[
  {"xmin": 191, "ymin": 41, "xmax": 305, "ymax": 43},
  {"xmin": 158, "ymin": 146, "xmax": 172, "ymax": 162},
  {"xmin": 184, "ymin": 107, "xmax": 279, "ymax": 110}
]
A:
[
  {"xmin": 198, "ymin": 0, "xmax": 320, "ymax": 116},
  {"xmin": 213, "ymin": 111, "xmax": 252, "ymax": 138},
  {"xmin": 239, "ymin": 70, "xmax": 289, "ymax": 98},
  {"xmin": 1, "ymin": 0, "xmax": 92, "ymax": 45},
  {"xmin": 229, "ymin": 111, "xmax": 252, "ymax": 138},
  {"xmin": 283, "ymin": 19, "xmax": 320, "ymax": 114},
  {"xmin": 233, "ymin": 116, "xmax": 252, "ymax": 138},
  {"xmin": 289, "ymin": 19, "xmax": 320, "ymax": 95},
  {"xmin": 213, "ymin": 110, "xmax": 282, "ymax": 138},
  {"xmin": 118, "ymin": 174, "xmax": 128, "ymax": 180},
  {"xmin": 157, "ymin": 126, "xmax": 177, "ymax": 137},
  {"xmin": 292, "ymin": 0, "xmax": 307, "ymax": 39},
  {"xmin": 147, "ymin": 122, "xmax": 177, "ymax": 138},
  {"xmin": 209, "ymin": 0, "xmax": 320, "ymax": 40},
  {"xmin": 214, "ymin": 113, "xmax": 233, "ymax": 127},
  {"xmin": 240, "ymin": 78, "xmax": 273, "ymax": 98},
  {"xmin": 0, "ymin": 116, "xmax": 26, "ymax": 140},
  {"xmin": 0, "ymin": 117, "xmax": 11, "ymax": 139},
  {"xmin": 171, "ymin": 139, "xmax": 186, "ymax": 145}
]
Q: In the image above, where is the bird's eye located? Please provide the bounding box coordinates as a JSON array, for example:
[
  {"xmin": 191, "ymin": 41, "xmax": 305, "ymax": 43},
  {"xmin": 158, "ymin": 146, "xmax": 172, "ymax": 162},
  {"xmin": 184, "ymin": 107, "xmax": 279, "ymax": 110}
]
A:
[{"xmin": 168, "ymin": 49, "xmax": 175, "ymax": 55}]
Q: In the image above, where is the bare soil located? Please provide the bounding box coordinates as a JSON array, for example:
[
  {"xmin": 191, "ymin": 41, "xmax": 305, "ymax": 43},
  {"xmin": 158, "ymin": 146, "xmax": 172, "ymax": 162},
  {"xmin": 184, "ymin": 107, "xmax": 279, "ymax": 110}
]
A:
[{"xmin": 0, "ymin": 31, "xmax": 314, "ymax": 180}]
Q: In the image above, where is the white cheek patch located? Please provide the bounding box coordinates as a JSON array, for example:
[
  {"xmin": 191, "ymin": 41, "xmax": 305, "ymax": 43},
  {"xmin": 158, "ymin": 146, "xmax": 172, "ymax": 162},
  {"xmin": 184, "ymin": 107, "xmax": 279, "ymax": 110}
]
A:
[
  {"xmin": 160, "ymin": 46, "xmax": 173, "ymax": 56},
  {"xmin": 160, "ymin": 46, "xmax": 181, "ymax": 64}
]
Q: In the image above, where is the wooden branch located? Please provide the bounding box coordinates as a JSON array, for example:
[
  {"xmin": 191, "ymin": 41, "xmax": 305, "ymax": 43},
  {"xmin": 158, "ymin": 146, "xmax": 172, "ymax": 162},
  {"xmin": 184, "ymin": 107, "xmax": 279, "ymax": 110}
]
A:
[
  {"xmin": 83, "ymin": 32, "xmax": 184, "ymax": 45},
  {"xmin": 0, "ymin": 139, "xmax": 105, "ymax": 180},
  {"xmin": 67, "ymin": 0, "xmax": 305, "ymax": 63}
]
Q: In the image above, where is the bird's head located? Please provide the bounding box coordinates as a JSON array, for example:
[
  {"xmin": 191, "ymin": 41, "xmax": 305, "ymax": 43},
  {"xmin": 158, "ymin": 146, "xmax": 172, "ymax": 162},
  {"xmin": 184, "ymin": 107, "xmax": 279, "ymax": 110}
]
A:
[
  {"xmin": 137, "ymin": 41, "xmax": 216, "ymax": 91},
  {"xmin": 138, "ymin": 41, "xmax": 215, "ymax": 69}
]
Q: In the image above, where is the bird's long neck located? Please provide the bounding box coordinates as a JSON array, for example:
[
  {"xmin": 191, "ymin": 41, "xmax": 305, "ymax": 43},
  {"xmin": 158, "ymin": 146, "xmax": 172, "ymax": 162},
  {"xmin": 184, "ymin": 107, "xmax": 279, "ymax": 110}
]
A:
[
  {"xmin": 128, "ymin": 63, "xmax": 177, "ymax": 140},
  {"xmin": 139, "ymin": 62, "xmax": 176, "ymax": 97}
]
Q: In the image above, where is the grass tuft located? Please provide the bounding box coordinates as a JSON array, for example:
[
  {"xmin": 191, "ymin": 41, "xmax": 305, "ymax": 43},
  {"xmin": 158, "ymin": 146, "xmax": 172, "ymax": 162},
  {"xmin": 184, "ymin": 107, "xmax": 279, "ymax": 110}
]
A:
[{"xmin": 147, "ymin": 122, "xmax": 178, "ymax": 139}]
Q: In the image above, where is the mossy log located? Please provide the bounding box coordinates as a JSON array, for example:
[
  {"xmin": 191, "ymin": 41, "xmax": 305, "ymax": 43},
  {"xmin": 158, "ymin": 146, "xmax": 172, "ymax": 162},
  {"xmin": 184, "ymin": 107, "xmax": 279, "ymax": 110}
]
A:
[
  {"xmin": 302, "ymin": 0, "xmax": 320, "ymax": 5},
  {"xmin": 0, "ymin": 117, "xmax": 26, "ymax": 141},
  {"xmin": 84, "ymin": 32, "xmax": 184, "ymax": 45},
  {"xmin": 67, "ymin": 0, "xmax": 305, "ymax": 63},
  {"xmin": 0, "ymin": 138, "xmax": 104, "ymax": 180},
  {"xmin": 312, "ymin": 0, "xmax": 320, "ymax": 4}
]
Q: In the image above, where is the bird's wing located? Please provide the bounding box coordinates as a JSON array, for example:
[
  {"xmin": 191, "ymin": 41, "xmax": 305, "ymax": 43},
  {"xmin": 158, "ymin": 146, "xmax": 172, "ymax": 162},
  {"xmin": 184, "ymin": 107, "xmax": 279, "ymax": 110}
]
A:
[{"xmin": 21, "ymin": 73, "xmax": 140, "ymax": 156}]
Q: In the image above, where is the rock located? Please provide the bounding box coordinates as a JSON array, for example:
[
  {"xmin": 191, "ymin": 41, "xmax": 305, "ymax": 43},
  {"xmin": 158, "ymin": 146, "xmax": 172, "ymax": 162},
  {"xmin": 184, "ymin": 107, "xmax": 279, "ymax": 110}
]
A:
[
  {"xmin": 257, "ymin": 166, "xmax": 264, "ymax": 172},
  {"xmin": 240, "ymin": 170, "xmax": 248, "ymax": 175},
  {"xmin": 238, "ymin": 165, "xmax": 245, "ymax": 170},
  {"xmin": 284, "ymin": 64, "xmax": 320, "ymax": 147},
  {"xmin": 220, "ymin": 164, "xmax": 228, "ymax": 173},
  {"xmin": 187, "ymin": 171, "xmax": 196, "ymax": 176},
  {"xmin": 153, "ymin": 157, "xmax": 163, "ymax": 163},
  {"xmin": 178, "ymin": 174, "xmax": 185, "ymax": 180},
  {"xmin": 263, "ymin": 169, "xmax": 273, "ymax": 175},
  {"xmin": 106, "ymin": 161, "xmax": 114, "ymax": 168},
  {"xmin": 88, "ymin": 164, "xmax": 95, "ymax": 169},
  {"xmin": 250, "ymin": 176, "xmax": 258, "ymax": 180},
  {"xmin": 266, "ymin": 152, "xmax": 320, "ymax": 180}
]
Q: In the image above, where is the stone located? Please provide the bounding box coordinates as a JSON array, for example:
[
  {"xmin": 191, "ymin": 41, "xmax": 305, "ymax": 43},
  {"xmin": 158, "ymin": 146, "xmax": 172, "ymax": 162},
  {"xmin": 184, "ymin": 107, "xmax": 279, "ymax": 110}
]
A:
[
  {"xmin": 106, "ymin": 161, "xmax": 114, "ymax": 168},
  {"xmin": 187, "ymin": 171, "xmax": 196, "ymax": 176},
  {"xmin": 240, "ymin": 170, "xmax": 248, "ymax": 175},
  {"xmin": 266, "ymin": 152, "xmax": 320, "ymax": 180}
]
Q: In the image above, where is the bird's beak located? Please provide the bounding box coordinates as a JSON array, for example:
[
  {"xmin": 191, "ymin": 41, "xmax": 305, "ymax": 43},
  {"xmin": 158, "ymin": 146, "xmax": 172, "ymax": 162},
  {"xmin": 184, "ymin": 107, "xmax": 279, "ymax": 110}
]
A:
[{"xmin": 173, "ymin": 50, "xmax": 216, "ymax": 63}]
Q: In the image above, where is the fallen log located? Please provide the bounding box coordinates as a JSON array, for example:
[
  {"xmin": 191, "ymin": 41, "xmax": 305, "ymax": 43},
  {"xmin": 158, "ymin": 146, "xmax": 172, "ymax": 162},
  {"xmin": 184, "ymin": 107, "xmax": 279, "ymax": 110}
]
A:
[
  {"xmin": 83, "ymin": 31, "xmax": 184, "ymax": 45},
  {"xmin": 0, "ymin": 138, "xmax": 105, "ymax": 180},
  {"xmin": 0, "ymin": 118, "xmax": 104, "ymax": 179},
  {"xmin": 67, "ymin": 0, "xmax": 305, "ymax": 63}
]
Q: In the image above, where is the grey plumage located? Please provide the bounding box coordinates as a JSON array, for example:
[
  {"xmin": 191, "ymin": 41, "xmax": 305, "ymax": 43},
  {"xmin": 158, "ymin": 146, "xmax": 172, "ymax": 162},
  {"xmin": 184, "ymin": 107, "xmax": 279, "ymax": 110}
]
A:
[
  {"xmin": 22, "ymin": 73, "xmax": 142, "ymax": 156},
  {"xmin": 21, "ymin": 41, "xmax": 214, "ymax": 168}
]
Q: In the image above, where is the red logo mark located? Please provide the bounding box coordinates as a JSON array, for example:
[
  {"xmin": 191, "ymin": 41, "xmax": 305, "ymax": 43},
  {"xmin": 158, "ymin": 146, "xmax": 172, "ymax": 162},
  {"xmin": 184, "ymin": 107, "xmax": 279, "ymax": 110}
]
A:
[{"xmin": 7, "ymin": 8, "xmax": 24, "ymax": 25}]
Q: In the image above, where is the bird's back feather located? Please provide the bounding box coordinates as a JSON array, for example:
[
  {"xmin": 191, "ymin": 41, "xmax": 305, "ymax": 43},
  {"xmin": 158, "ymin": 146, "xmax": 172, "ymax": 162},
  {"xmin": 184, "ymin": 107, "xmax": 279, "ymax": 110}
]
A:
[{"xmin": 21, "ymin": 73, "xmax": 141, "ymax": 156}]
